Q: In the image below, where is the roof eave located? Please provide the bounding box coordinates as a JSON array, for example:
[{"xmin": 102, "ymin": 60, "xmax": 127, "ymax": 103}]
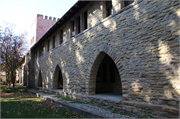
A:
[{"xmin": 31, "ymin": 1, "xmax": 89, "ymax": 51}]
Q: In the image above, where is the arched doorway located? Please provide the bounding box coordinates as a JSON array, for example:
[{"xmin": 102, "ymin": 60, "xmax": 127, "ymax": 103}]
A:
[
  {"xmin": 53, "ymin": 65, "xmax": 63, "ymax": 89},
  {"xmin": 58, "ymin": 69, "xmax": 63, "ymax": 89},
  {"xmin": 38, "ymin": 71, "xmax": 42, "ymax": 87},
  {"xmin": 96, "ymin": 54, "xmax": 122, "ymax": 95},
  {"xmin": 88, "ymin": 51, "xmax": 123, "ymax": 99}
]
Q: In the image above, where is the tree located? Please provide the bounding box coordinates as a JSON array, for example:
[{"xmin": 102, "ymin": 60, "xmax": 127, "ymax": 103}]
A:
[{"xmin": 0, "ymin": 23, "xmax": 28, "ymax": 89}]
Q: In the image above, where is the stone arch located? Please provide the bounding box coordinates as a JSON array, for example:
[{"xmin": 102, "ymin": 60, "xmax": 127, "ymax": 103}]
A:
[
  {"xmin": 52, "ymin": 65, "xmax": 63, "ymax": 89},
  {"xmin": 88, "ymin": 44, "xmax": 124, "ymax": 96},
  {"xmin": 38, "ymin": 70, "xmax": 42, "ymax": 87}
]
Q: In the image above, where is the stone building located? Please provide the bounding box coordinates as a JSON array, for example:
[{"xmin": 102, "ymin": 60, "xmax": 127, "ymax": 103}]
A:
[
  {"xmin": 17, "ymin": 14, "xmax": 58, "ymax": 87},
  {"xmin": 16, "ymin": 57, "xmax": 25, "ymax": 84},
  {"xmin": 0, "ymin": 72, "xmax": 6, "ymax": 82},
  {"xmin": 16, "ymin": 52, "xmax": 30, "ymax": 86},
  {"xmin": 29, "ymin": 0, "xmax": 179, "ymax": 117}
]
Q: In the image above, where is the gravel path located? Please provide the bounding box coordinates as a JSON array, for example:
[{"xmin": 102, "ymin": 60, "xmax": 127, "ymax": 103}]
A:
[
  {"xmin": 29, "ymin": 90, "xmax": 149, "ymax": 118},
  {"xmin": 67, "ymin": 102, "xmax": 136, "ymax": 118}
]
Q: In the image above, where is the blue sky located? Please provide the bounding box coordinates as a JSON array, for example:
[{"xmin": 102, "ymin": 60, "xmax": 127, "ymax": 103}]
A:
[{"xmin": 0, "ymin": 0, "xmax": 77, "ymax": 35}]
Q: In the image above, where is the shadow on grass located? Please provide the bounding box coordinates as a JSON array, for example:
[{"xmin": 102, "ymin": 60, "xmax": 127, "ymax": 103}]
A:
[{"xmin": 1, "ymin": 92, "xmax": 88, "ymax": 118}]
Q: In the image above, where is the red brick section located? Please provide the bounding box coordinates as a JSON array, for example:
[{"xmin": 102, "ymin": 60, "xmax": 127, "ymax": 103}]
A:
[{"xmin": 36, "ymin": 14, "xmax": 58, "ymax": 42}]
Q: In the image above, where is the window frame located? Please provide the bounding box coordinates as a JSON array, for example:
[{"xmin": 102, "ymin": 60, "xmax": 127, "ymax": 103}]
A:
[
  {"xmin": 76, "ymin": 16, "xmax": 81, "ymax": 34},
  {"xmin": 83, "ymin": 11, "xmax": 88, "ymax": 30},
  {"xmin": 59, "ymin": 30, "xmax": 63, "ymax": 44},
  {"xmin": 106, "ymin": 1, "xmax": 113, "ymax": 17},
  {"xmin": 121, "ymin": 0, "xmax": 134, "ymax": 8},
  {"xmin": 47, "ymin": 40, "xmax": 49, "ymax": 52},
  {"xmin": 52, "ymin": 36, "xmax": 55, "ymax": 48}
]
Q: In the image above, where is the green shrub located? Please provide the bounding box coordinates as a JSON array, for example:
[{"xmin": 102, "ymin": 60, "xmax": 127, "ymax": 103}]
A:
[
  {"xmin": 1, "ymin": 86, "xmax": 28, "ymax": 93},
  {"xmin": 1, "ymin": 82, "xmax": 7, "ymax": 85},
  {"xmin": 18, "ymin": 88, "xmax": 28, "ymax": 92}
]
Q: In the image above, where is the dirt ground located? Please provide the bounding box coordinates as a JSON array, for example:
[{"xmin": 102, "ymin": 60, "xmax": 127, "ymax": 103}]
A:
[{"xmin": 1, "ymin": 92, "xmax": 15, "ymax": 98}]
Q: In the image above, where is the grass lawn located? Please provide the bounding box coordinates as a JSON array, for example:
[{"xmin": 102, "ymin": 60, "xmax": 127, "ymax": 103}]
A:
[{"xmin": 1, "ymin": 85, "xmax": 88, "ymax": 118}]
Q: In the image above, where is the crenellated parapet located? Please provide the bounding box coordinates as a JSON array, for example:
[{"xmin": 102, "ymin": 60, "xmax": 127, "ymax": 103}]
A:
[{"xmin": 37, "ymin": 14, "xmax": 59, "ymax": 21}]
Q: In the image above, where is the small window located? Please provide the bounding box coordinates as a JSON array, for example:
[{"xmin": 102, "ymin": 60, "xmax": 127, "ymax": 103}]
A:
[
  {"xmin": 53, "ymin": 36, "xmax": 55, "ymax": 48},
  {"xmin": 106, "ymin": 1, "xmax": 112, "ymax": 17},
  {"xmin": 47, "ymin": 40, "xmax": 49, "ymax": 52},
  {"xmin": 71, "ymin": 21, "xmax": 75, "ymax": 37},
  {"xmin": 124, "ymin": 1, "xmax": 134, "ymax": 7},
  {"xmin": 39, "ymin": 46, "xmax": 44, "ymax": 57},
  {"xmin": 83, "ymin": 11, "xmax": 88, "ymax": 30},
  {"xmin": 59, "ymin": 30, "xmax": 63, "ymax": 44},
  {"xmin": 72, "ymin": 21, "xmax": 75, "ymax": 31},
  {"xmin": 35, "ymin": 51, "xmax": 37, "ymax": 59},
  {"xmin": 76, "ymin": 16, "xmax": 81, "ymax": 34}
]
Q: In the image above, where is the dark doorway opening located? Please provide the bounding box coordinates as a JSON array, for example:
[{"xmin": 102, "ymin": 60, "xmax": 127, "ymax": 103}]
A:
[
  {"xmin": 96, "ymin": 54, "xmax": 122, "ymax": 95},
  {"xmin": 58, "ymin": 70, "xmax": 63, "ymax": 89},
  {"xmin": 38, "ymin": 71, "xmax": 42, "ymax": 87}
]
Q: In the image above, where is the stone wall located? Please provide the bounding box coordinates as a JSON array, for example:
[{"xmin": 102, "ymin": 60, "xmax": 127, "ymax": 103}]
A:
[{"xmin": 31, "ymin": 0, "xmax": 180, "ymax": 117}]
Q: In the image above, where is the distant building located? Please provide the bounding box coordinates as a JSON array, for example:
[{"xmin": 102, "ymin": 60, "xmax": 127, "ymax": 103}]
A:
[{"xmin": 0, "ymin": 72, "xmax": 6, "ymax": 82}]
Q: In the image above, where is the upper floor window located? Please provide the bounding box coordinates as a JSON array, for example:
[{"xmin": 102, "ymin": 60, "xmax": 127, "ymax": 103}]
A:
[
  {"xmin": 106, "ymin": 1, "xmax": 112, "ymax": 17},
  {"xmin": 47, "ymin": 40, "xmax": 49, "ymax": 52},
  {"xmin": 76, "ymin": 16, "xmax": 81, "ymax": 34},
  {"xmin": 53, "ymin": 36, "xmax": 55, "ymax": 48},
  {"xmin": 123, "ymin": 0, "xmax": 134, "ymax": 7},
  {"xmin": 83, "ymin": 11, "xmax": 88, "ymax": 30},
  {"xmin": 71, "ymin": 21, "xmax": 75, "ymax": 37},
  {"xmin": 71, "ymin": 10, "xmax": 88, "ymax": 37},
  {"xmin": 39, "ymin": 46, "xmax": 44, "ymax": 57},
  {"xmin": 35, "ymin": 51, "xmax": 37, "ymax": 60},
  {"xmin": 59, "ymin": 30, "xmax": 63, "ymax": 44}
]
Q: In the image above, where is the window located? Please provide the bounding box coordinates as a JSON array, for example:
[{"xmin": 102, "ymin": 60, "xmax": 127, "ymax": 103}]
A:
[
  {"xmin": 39, "ymin": 46, "xmax": 44, "ymax": 57},
  {"xmin": 106, "ymin": 1, "xmax": 112, "ymax": 17},
  {"xmin": 59, "ymin": 30, "xmax": 63, "ymax": 44},
  {"xmin": 124, "ymin": 0, "xmax": 134, "ymax": 7},
  {"xmin": 71, "ymin": 21, "xmax": 75, "ymax": 37},
  {"xmin": 53, "ymin": 36, "xmax": 55, "ymax": 48},
  {"xmin": 71, "ymin": 11, "xmax": 88, "ymax": 37},
  {"xmin": 35, "ymin": 51, "xmax": 37, "ymax": 59},
  {"xmin": 47, "ymin": 40, "xmax": 49, "ymax": 52},
  {"xmin": 83, "ymin": 11, "xmax": 88, "ymax": 30},
  {"xmin": 76, "ymin": 16, "xmax": 81, "ymax": 34},
  {"xmin": 72, "ymin": 21, "xmax": 75, "ymax": 31}
]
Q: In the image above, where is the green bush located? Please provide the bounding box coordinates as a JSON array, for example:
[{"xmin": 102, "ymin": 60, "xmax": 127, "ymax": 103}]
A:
[
  {"xmin": 1, "ymin": 82, "xmax": 7, "ymax": 85},
  {"xmin": 18, "ymin": 88, "xmax": 28, "ymax": 92},
  {"xmin": 1, "ymin": 86, "xmax": 28, "ymax": 93}
]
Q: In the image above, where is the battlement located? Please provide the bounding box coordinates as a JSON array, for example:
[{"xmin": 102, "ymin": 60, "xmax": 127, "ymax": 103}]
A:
[{"xmin": 37, "ymin": 14, "xmax": 59, "ymax": 21}]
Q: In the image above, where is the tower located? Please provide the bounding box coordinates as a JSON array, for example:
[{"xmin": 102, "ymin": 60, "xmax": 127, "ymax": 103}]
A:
[{"xmin": 29, "ymin": 14, "xmax": 58, "ymax": 48}]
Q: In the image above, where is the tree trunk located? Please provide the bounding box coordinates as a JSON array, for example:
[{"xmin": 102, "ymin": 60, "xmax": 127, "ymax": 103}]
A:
[
  {"xmin": 8, "ymin": 81, "xmax": 10, "ymax": 86},
  {"xmin": 13, "ymin": 81, "xmax": 15, "ymax": 89}
]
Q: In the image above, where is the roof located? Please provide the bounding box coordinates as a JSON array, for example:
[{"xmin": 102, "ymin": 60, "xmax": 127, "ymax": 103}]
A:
[{"xmin": 31, "ymin": 1, "xmax": 89, "ymax": 50}]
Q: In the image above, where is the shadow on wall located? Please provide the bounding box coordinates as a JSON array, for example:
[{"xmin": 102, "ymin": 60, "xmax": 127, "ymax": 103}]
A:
[
  {"xmin": 38, "ymin": 70, "xmax": 42, "ymax": 87},
  {"xmin": 70, "ymin": 0, "xmax": 180, "ymax": 107}
]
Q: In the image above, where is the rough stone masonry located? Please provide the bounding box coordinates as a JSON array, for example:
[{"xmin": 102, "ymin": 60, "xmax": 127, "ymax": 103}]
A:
[{"xmin": 30, "ymin": 0, "xmax": 180, "ymax": 117}]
